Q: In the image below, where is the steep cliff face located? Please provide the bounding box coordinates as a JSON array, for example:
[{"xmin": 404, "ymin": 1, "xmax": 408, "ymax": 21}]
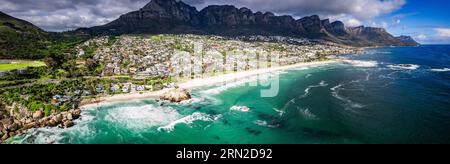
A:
[
  {"xmin": 140, "ymin": 0, "xmax": 199, "ymax": 22},
  {"xmin": 325, "ymin": 21, "xmax": 347, "ymax": 36},
  {"xmin": 345, "ymin": 26, "xmax": 414, "ymax": 46},
  {"xmin": 78, "ymin": 0, "xmax": 419, "ymax": 47},
  {"xmin": 396, "ymin": 36, "xmax": 420, "ymax": 46}
]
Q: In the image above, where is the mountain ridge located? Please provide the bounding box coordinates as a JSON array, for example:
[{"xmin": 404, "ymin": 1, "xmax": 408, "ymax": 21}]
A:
[
  {"xmin": 77, "ymin": 0, "xmax": 418, "ymax": 47},
  {"xmin": 0, "ymin": 0, "xmax": 418, "ymax": 48}
]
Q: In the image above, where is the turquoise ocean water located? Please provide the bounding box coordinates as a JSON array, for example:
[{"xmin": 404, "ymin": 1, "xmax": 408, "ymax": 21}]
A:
[{"xmin": 10, "ymin": 45, "xmax": 450, "ymax": 144}]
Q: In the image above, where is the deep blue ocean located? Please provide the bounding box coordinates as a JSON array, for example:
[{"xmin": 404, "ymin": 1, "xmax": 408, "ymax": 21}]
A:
[{"xmin": 10, "ymin": 45, "xmax": 450, "ymax": 144}]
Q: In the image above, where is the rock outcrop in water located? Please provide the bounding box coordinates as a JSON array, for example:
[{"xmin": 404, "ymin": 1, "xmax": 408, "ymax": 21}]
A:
[
  {"xmin": 160, "ymin": 88, "xmax": 191, "ymax": 103},
  {"xmin": 77, "ymin": 0, "xmax": 419, "ymax": 47}
]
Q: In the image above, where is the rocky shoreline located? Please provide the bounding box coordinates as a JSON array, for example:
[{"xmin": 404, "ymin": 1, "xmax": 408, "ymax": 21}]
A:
[
  {"xmin": 0, "ymin": 87, "xmax": 192, "ymax": 143},
  {"xmin": 0, "ymin": 102, "xmax": 81, "ymax": 143},
  {"xmin": 159, "ymin": 88, "xmax": 191, "ymax": 103}
]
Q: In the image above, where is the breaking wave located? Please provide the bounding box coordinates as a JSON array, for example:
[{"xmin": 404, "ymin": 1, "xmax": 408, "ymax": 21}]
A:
[
  {"xmin": 343, "ymin": 60, "xmax": 379, "ymax": 68},
  {"xmin": 387, "ymin": 64, "xmax": 420, "ymax": 70},
  {"xmin": 157, "ymin": 112, "xmax": 221, "ymax": 132},
  {"xmin": 254, "ymin": 120, "xmax": 278, "ymax": 128},
  {"xmin": 230, "ymin": 105, "xmax": 251, "ymax": 112},
  {"xmin": 9, "ymin": 109, "xmax": 96, "ymax": 144},
  {"xmin": 430, "ymin": 68, "xmax": 450, "ymax": 72},
  {"xmin": 331, "ymin": 84, "xmax": 365, "ymax": 110},
  {"xmin": 291, "ymin": 67, "xmax": 310, "ymax": 71},
  {"xmin": 298, "ymin": 108, "xmax": 317, "ymax": 120},
  {"xmin": 104, "ymin": 105, "xmax": 182, "ymax": 131},
  {"xmin": 277, "ymin": 81, "xmax": 329, "ymax": 115},
  {"xmin": 303, "ymin": 80, "xmax": 328, "ymax": 98}
]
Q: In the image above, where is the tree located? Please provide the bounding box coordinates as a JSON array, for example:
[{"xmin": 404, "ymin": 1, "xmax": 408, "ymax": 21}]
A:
[{"xmin": 44, "ymin": 54, "xmax": 65, "ymax": 69}]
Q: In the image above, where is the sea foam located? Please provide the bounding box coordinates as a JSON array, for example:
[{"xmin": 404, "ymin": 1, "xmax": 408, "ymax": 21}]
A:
[
  {"xmin": 430, "ymin": 68, "xmax": 450, "ymax": 72},
  {"xmin": 157, "ymin": 112, "xmax": 221, "ymax": 132},
  {"xmin": 387, "ymin": 64, "xmax": 420, "ymax": 70},
  {"xmin": 343, "ymin": 60, "xmax": 379, "ymax": 68},
  {"xmin": 254, "ymin": 120, "xmax": 278, "ymax": 128},
  {"xmin": 104, "ymin": 105, "xmax": 182, "ymax": 131},
  {"xmin": 331, "ymin": 84, "xmax": 365, "ymax": 110},
  {"xmin": 298, "ymin": 108, "xmax": 317, "ymax": 120}
]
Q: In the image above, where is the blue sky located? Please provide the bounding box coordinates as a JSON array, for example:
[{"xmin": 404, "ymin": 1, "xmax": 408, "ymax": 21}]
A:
[
  {"xmin": 0, "ymin": 0, "xmax": 449, "ymax": 44},
  {"xmin": 378, "ymin": 0, "xmax": 450, "ymax": 44}
]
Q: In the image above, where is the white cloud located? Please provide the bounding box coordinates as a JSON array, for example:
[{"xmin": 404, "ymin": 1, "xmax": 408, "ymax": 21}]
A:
[
  {"xmin": 0, "ymin": 0, "xmax": 407, "ymax": 31},
  {"xmin": 346, "ymin": 18, "xmax": 363, "ymax": 27},
  {"xmin": 415, "ymin": 34, "xmax": 427, "ymax": 40},
  {"xmin": 186, "ymin": 0, "xmax": 406, "ymax": 20},
  {"xmin": 413, "ymin": 29, "xmax": 450, "ymax": 44},
  {"xmin": 0, "ymin": 0, "xmax": 149, "ymax": 31},
  {"xmin": 435, "ymin": 28, "xmax": 450, "ymax": 38},
  {"xmin": 371, "ymin": 21, "xmax": 389, "ymax": 28}
]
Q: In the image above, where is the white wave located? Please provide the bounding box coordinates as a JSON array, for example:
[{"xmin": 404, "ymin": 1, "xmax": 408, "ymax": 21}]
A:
[
  {"xmin": 278, "ymin": 81, "xmax": 328, "ymax": 113},
  {"xmin": 387, "ymin": 64, "xmax": 420, "ymax": 70},
  {"xmin": 201, "ymin": 75, "xmax": 259, "ymax": 95},
  {"xmin": 253, "ymin": 120, "xmax": 278, "ymax": 128},
  {"xmin": 201, "ymin": 70, "xmax": 284, "ymax": 95},
  {"xmin": 273, "ymin": 108, "xmax": 285, "ymax": 117},
  {"xmin": 10, "ymin": 111, "xmax": 97, "ymax": 144},
  {"xmin": 303, "ymin": 80, "xmax": 328, "ymax": 96},
  {"xmin": 298, "ymin": 108, "xmax": 317, "ymax": 120},
  {"xmin": 331, "ymin": 84, "xmax": 365, "ymax": 110},
  {"xmin": 330, "ymin": 84, "xmax": 343, "ymax": 91},
  {"xmin": 343, "ymin": 60, "xmax": 379, "ymax": 68},
  {"xmin": 305, "ymin": 74, "xmax": 312, "ymax": 78},
  {"xmin": 157, "ymin": 112, "xmax": 221, "ymax": 132},
  {"xmin": 104, "ymin": 105, "xmax": 182, "ymax": 131},
  {"xmin": 430, "ymin": 68, "xmax": 450, "ymax": 72},
  {"xmin": 179, "ymin": 97, "xmax": 207, "ymax": 105},
  {"xmin": 364, "ymin": 71, "xmax": 371, "ymax": 81},
  {"xmin": 229, "ymin": 105, "xmax": 251, "ymax": 112},
  {"xmin": 276, "ymin": 70, "xmax": 289, "ymax": 74},
  {"xmin": 291, "ymin": 67, "xmax": 310, "ymax": 71}
]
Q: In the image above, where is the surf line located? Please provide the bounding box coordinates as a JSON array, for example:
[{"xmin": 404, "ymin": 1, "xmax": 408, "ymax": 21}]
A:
[{"xmin": 177, "ymin": 148, "xmax": 211, "ymax": 162}]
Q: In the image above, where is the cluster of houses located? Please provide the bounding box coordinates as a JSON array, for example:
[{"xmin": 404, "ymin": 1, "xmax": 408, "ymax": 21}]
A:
[
  {"xmin": 108, "ymin": 83, "xmax": 146, "ymax": 93},
  {"xmin": 76, "ymin": 34, "xmax": 361, "ymax": 80}
]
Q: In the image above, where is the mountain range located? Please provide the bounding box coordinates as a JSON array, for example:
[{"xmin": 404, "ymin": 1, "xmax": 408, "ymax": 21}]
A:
[
  {"xmin": 1, "ymin": 0, "xmax": 418, "ymax": 54},
  {"xmin": 77, "ymin": 0, "xmax": 418, "ymax": 47}
]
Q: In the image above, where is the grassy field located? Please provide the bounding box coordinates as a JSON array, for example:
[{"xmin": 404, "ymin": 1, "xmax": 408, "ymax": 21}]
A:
[{"xmin": 0, "ymin": 60, "xmax": 46, "ymax": 71}]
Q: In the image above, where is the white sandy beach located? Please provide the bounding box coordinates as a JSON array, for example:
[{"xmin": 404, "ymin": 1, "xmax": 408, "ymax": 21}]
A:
[{"xmin": 81, "ymin": 60, "xmax": 338, "ymax": 107}]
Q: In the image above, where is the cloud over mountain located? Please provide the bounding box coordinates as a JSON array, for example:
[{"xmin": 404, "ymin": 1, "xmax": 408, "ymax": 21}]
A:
[{"xmin": 0, "ymin": 0, "xmax": 406, "ymax": 31}]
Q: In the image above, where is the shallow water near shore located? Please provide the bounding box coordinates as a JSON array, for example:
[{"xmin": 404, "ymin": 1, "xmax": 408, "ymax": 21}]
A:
[{"xmin": 9, "ymin": 45, "xmax": 450, "ymax": 144}]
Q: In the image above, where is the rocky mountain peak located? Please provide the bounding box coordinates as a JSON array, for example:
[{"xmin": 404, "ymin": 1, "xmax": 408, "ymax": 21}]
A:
[
  {"xmin": 325, "ymin": 21, "xmax": 346, "ymax": 36},
  {"xmin": 139, "ymin": 0, "xmax": 198, "ymax": 22},
  {"xmin": 143, "ymin": 0, "xmax": 183, "ymax": 9},
  {"xmin": 80, "ymin": 0, "xmax": 418, "ymax": 47},
  {"xmin": 396, "ymin": 35, "xmax": 419, "ymax": 46}
]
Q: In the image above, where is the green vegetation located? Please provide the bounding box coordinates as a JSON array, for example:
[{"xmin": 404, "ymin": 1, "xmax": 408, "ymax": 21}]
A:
[
  {"xmin": 0, "ymin": 61, "xmax": 46, "ymax": 71},
  {"xmin": 107, "ymin": 36, "xmax": 118, "ymax": 46},
  {"xmin": 268, "ymin": 44, "xmax": 287, "ymax": 52},
  {"xmin": 150, "ymin": 34, "xmax": 164, "ymax": 42},
  {"xmin": 0, "ymin": 79, "xmax": 84, "ymax": 112},
  {"xmin": 170, "ymin": 39, "xmax": 194, "ymax": 53},
  {"xmin": 0, "ymin": 12, "xmax": 90, "ymax": 59}
]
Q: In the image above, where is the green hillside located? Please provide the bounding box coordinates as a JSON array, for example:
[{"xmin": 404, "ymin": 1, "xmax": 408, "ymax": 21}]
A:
[
  {"xmin": 0, "ymin": 11, "xmax": 89, "ymax": 59},
  {"xmin": 0, "ymin": 11, "xmax": 52, "ymax": 59}
]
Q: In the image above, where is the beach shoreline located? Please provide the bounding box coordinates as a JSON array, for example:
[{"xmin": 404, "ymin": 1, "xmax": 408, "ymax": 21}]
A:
[{"xmin": 80, "ymin": 60, "xmax": 339, "ymax": 108}]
